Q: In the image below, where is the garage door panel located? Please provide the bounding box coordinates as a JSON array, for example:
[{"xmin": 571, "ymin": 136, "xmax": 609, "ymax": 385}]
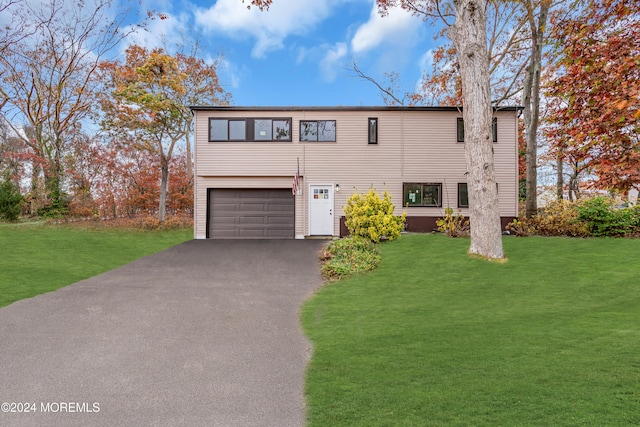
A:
[
  {"xmin": 210, "ymin": 229, "xmax": 236, "ymax": 239},
  {"xmin": 240, "ymin": 203, "xmax": 268, "ymax": 210},
  {"xmin": 238, "ymin": 229, "xmax": 268, "ymax": 238},
  {"xmin": 267, "ymin": 216, "xmax": 293, "ymax": 224},
  {"xmin": 211, "ymin": 216, "xmax": 236, "ymax": 226},
  {"xmin": 208, "ymin": 189, "xmax": 294, "ymax": 239},
  {"xmin": 267, "ymin": 204, "xmax": 293, "ymax": 212},
  {"xmin": 239, "ymin": 216, "xmax": 267, "ymax": 224},
  {"xmin": 213, "ymin": 203, "xmax": 238, "ymax": 212}
]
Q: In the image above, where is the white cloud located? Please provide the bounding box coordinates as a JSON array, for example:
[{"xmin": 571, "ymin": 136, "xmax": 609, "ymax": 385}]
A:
[
  {"xmin": 194, "ymin": 0, "xmax": 341, "ymax": 58},
  {"xmin": 319, "ymin": 42, "xmax": 348, "ymax": 82},
  {"xmin": 418, "ymin": 49, "xmax": 434, "ymax": 72},
  {"xmin": 350, "ymin": 2, "xmax": 423, "ymax": 54},
  {"xmin": 217, "ymin": 57, "xmax": 244, "ymax": 89},
  {"xmin": 123, "ymin": 12, "xmax": 192, "ymax": 52}
]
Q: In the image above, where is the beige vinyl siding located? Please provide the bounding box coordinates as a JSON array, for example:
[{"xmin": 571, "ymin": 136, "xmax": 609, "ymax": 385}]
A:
[
  {"xmin": 301, "ymin": 111, "xmax": 402, "ymax": 236},
  {"xmin": 193, "ymin": 108, "xmax": 519, "ymax": 239}
]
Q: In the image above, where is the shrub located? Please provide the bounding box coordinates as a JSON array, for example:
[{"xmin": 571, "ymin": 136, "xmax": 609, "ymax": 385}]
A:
[
  {"xmin": 436, "ymin": 207, "xmax": 470, "ymax": 237},
  {"xmin": 320, "ymin": 236, "xmax": 381, "ymax": 281},
  {"xmin": 0, "ymin": 176, "xmax": 23, "ymax": 222},
  {"xmin": 344, "ymin": 187, "xmax": 406, "ymax": 243},
  {"xmin": 125, "ymin": 215, "xmax": 193, "ymax": 230},
  {"xmin": 577, "ymin": 197, "xmax": 639, "ymax": 237},
  {"xmin": 161, "ymin": 215, "xmax": 194, "ymax": 230},
  {"xmin": 530, "ymin": 199, "xmax": 589, "ymax": 237},
  {"xmin": 506, "ymin": 218, "xmax": 536, "ymax": 237}
]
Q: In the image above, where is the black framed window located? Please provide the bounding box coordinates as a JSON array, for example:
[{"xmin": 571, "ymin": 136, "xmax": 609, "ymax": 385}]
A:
[
  {"xmin": 229, "ymin": 120, "xmax": 246, "ymax": 140},
  {"xmin": 458, "ymin": 183, "xmax": 469, "ymax": 208},
  {"xmin": 210, "ymin": 118, "xmax": 247, "ymax": 141},
  {"xmin": 300, "ymin": 120, "xmax": 336, "ymax": 142},
  {"xmin": 272, "ymin": 119, "xmax": 291, "ymax": 140},
  {"xmin": 403, "ymin": 183, "xmax": 442, "ymax": 207},
  {"xmin": 368, "ymin": 117, "xmax": 378, "ymax": 144},
  {"xmin": 208, "ymin": 118, "xmax": 291, "ymax": 142},
  {"xmin": 456, "ymin": 117, "xmax": 498, "ymax": 143},
  {"xmin": 456, "ymin": 117, "xmax": 465, "ymax": 143},
  {"xmin": 254, "ymin": 119, "xmax": 272, "ymax": 140}
]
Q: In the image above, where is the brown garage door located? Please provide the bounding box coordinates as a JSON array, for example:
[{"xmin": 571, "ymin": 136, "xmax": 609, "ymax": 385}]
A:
[{"xmin": 208, "ymin": 189, "xmax": 295, "ymax": 239}]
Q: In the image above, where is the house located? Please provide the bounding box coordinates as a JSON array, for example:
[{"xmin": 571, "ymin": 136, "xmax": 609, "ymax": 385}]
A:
[{"xmin": 190, "ymin": 106, "xmax": 520, "ymax": 239}]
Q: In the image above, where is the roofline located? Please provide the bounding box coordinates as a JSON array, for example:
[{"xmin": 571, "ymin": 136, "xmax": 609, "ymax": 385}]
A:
[{"xmin": 189, "ymin": 105, "xmax": 523, "ymax": 113}]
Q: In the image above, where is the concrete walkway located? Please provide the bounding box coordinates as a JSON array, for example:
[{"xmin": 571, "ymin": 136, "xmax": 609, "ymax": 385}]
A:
[{"xmin": 0, "ymin": 239, "xmax": 325, "ymax": 427}]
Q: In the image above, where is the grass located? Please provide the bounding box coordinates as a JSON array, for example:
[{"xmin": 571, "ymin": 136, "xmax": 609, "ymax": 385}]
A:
[
  {"xmin": 320, "ymin": 236, "xmax": 381, "ymax": 281},
  {"xmin": 303, "ymin": 234, "xmax": 640, "ymax": 426},
  {"xmin": 0, "ymin": 222, "xmax": 192, "ymax": 308}
]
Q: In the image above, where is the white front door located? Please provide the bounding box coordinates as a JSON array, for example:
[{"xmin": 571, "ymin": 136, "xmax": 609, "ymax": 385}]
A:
[{"xmin": 309, "ymin": 184, "xmax": 334, "ymax": 235}]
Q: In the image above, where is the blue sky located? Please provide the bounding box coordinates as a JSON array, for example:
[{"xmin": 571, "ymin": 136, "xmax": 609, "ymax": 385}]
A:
[{"xmin": 124, "ymin": 0, "xmax": 440, "ymax": 106}]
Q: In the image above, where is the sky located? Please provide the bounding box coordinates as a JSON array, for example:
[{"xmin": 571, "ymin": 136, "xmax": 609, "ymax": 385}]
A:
[{"xmin": 123, "ymin": 0, "xmax": 441, "ymax": 106}]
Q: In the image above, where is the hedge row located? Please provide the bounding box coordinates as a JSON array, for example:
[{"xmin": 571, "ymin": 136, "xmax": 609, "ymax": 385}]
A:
[{"xmin": 507, "ymin": 197, "xmax": 640, "ymax": 237}]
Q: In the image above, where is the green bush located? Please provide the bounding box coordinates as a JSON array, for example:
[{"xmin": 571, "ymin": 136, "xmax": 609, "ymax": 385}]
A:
[
  {"xmin": 320, "ymin": 236, "xmax": 381, "ymax": 281},
  {"xmin": 0, "ymin": 176, "xmax": 23, "ymax": 222},
  {"xmin": 577, "ymin": 197, "xmax": 639, "ymax": 237},
  {"xmin": 343, "ymin": 187, "xmax": 406, "ymax": 243},
  {"xmin": 436, "ymin": 207, "xmax": 470, "ymax": 237},
  {"xmin": 515, "ymin": 196, "xmax": 640, "ymax": 238}
]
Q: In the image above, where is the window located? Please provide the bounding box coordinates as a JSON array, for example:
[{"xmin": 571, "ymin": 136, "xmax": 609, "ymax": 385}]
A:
[
  {"xmin": 456, "ymin": 117, "xmax": 465, "ymax": 143},
  {"xmin": 368, "ymin": 118, "xmax": 378, "ymax": 144},
  {"xmin": 456, "ymin": 117, "xmax": 498, "ymax": 142},
  {"xmin": 458, "ymin": 183, "xmax": 469, "ymax": 208},
  {"xmin": 208, "ymin": 118, "xmax": 291, "ymax": 142},
  {"xmin": 300, "ymin": 120, "xmax": 336, "ymax": 142},
  {"xmin": 229, "ymin": 120, "xmax": 246, "ymax": 140},
  {"xmin": 273, "ymin": 119, "xmax": 291, "ymax": 140},
  {"xmin": 210, "ymin": 118, "xmax": 247, "ymax": 141},
  {"xmin": 403, "ymin": 183, "xmax": 442, "ymax": 207},
  {"xmin": 254, "ymin": 119, "xmax": 272, "ymax": 140}
]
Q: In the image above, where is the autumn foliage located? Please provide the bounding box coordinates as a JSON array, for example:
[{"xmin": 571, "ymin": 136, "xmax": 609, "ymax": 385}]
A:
[{"xmin": 545, "ymin": 0, "xmax": 640, "ymax": 193}]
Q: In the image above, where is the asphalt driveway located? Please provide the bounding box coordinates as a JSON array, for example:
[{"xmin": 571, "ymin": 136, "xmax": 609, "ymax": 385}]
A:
[{"xmin": 0, "ymin": 239, "xmax": 325, "ymax": 427}]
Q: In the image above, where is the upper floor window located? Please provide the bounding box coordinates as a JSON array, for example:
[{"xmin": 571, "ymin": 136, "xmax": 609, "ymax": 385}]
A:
[
  {"xmin": 208, "ymin": 118, "xmax": 291, "ymax": 142},
  {"xmin": 210, "ymin": 119, "xmax": 245, "ymax": 141},
  {"xmin": 300, "ymin": 120, "xmax": 336, "ymax": 142},
  {"xmin": 254, "ymin": 119, "xmax": 291, "ymax": 141},
  {"xmin": 403, "ymin": 183, "xmax": 442, "ymax": 207},
  {"xmin": 368, "ymin": 118, "xmax": 378, "ymax": 144},
  {"xmin": 457, "ymin": 117, "xmax": 498, "ymax": 143}
]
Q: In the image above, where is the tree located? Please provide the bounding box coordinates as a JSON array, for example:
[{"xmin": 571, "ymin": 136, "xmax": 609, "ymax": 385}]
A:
[
  {"xmin": 447, "ymin": 0, "xmax": 504, "ymax": 259},
  {"xmin": 522, "ymin": 0, "xmax": 551, "ymax": 218},
  {"xmin": 0, "ymin": 0, "xmax": 142, "ymax": 215},
  {"xmin": 0, "ymin": 172, "xmax": 23, "ymax": 221},
  {"xmin": 99, "ymin": 45, "xmax": 229, "ymax": 221},
  {"xmin": 174, "ymin": 48, "xmax": 232, "ymax": 179},
  {"xmin": 246, "ymin": 0, "xmax": 504, "ymax": 259},
  {"xmin": 350, "ymin": 1, "xmax": 531, "ymax": 108},
  {"xmin": 353, "ymin": 1, "xmax": 554, "ymax": 220},
  {"xmin": 545, "ymin": 0, "xmax": 640, "ymax": 194}
]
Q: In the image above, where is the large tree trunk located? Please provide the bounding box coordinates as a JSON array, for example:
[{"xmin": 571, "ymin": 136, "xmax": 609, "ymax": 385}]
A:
[{"xmin": 450, "ymin": 0, "xmax": 504, "ymax": 260}]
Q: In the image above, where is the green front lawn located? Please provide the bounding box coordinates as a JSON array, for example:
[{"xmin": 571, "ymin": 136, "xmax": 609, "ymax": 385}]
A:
[
  {"xmin": 0, "ymin": 223, "xmax": 192, "ymax": 308},
  {"xmin": 303, "ymin": 234, "xmax": 640, "ymax": 426}
]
